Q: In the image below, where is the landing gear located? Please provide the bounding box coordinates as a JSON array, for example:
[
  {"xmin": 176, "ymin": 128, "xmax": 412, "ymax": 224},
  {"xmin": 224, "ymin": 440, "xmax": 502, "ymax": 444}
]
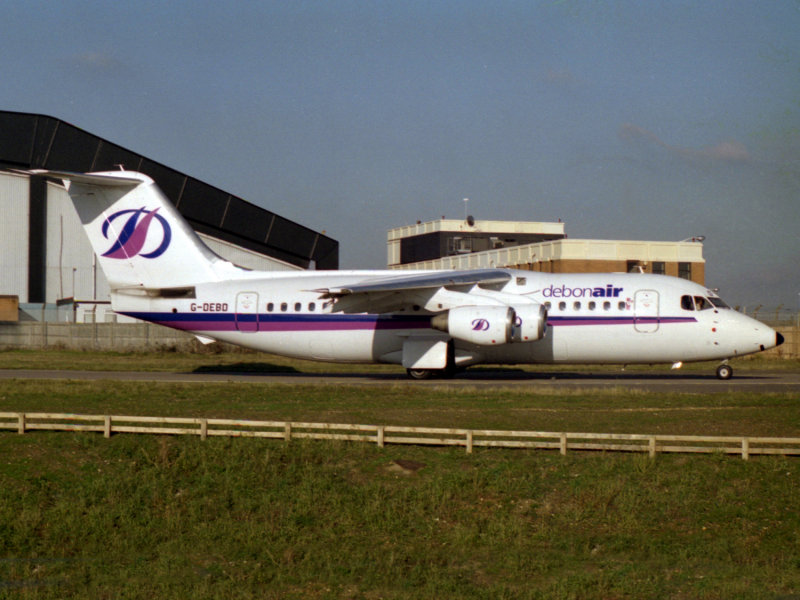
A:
[
  {"xmin": 406, "ymin": 368, "xmax": 435, "ymax": 380},
  {"xmin": 716, "ymin": 363, "xmax": 733, "ymax": 380},
  {"xmin": 405, "ymin": 366, "xmax": 458, "ymax": 380}
]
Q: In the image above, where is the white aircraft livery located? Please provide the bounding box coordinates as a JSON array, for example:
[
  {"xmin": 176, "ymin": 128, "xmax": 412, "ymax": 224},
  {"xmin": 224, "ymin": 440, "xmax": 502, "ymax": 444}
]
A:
[{"xmin": 37, "ymin": 169, "xmax": 784, "ymax": 380}]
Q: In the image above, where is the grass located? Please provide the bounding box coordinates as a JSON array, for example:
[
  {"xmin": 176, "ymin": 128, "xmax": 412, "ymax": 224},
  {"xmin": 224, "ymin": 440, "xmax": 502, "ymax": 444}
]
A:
[
  {"xmin": 2, "ymin": 379, "xmax": 800, "ymax": 438},
  {"xmin": 1, "ymin": 349, "xmax": 800, "ymax": 598},
  {"xmin": 1, "ymin": 434, "xmax": 799, "ymax": 598},
  {"xmin": 1, "ymin": 348, "xmax": 799, "ymax": 375}
]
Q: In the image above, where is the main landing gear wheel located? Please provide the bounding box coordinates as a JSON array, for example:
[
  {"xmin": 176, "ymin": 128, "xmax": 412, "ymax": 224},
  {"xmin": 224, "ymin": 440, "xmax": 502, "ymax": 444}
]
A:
[
  {"xmin": 716, "ymin": 364, "xmax": 733, "ymax": 380},
  {"xmin": 405, "ymin": 368, "xmax": 458, "ymax": 380},
  {"xmin": 406, "ymin": 368, "xmax": 435, "ymax": 380}
]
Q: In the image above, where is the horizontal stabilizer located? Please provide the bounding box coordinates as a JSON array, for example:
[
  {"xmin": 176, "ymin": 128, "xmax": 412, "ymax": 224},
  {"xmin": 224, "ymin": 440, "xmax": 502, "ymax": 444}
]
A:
[{"xmin": 29, "ymin": 169, "xmax": 144, "ymax": 187}]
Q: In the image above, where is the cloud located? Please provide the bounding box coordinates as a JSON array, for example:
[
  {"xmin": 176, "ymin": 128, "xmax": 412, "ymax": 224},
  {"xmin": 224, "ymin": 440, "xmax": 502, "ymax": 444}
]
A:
[
  {"xmin": 619, "ymin": 123, "xmax": 750, "ymax": 163},
  {"xmin": 65, "ymin": 51, "xmax": 130, "ymax": 77}
]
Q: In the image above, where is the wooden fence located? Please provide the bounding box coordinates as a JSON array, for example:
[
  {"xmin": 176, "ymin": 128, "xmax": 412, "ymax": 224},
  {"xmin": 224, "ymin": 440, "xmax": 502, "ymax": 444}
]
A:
[{"xmin": 2, "ymin": 412, "xmax": 800, "ymax": 460}]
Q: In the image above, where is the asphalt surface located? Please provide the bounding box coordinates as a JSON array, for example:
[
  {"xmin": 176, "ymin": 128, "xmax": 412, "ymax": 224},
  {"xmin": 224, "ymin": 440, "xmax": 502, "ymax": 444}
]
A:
[{"xmin": 2, "ymin": 367, "xmax": 800, "ymax": 393}]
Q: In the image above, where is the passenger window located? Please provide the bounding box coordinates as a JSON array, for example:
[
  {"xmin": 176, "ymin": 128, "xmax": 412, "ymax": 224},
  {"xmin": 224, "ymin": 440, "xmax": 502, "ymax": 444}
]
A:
[
  {"xmin": 588, "ymin": 301, "xmax": 596, "ymax": 310},
  {"xmin": 280, "ymin": 302, "xmax": 288, "ymax": 312},
  {"xmin": 558, "ymin": 302, "xmax": 566, "ymax": 311},
  {"xmin": 544, "ymin": 302, "xmax": 552, "ymax": 310},
  {"xmin": 573, "ymin": 301, "xmax": 581, "ymax": 311},
  {"xmin": 267, "ymin": 302, "xmax": 274, "ymax": 312},
  {"xmin": 308, "ymin": 302, "xmax": 316, "ymax": 312},
  {"xmin": 618, "ymin": 301, "xmax": 626, "ymax": 310},
  {"xmin": 294, "ymin": 302, "xmax": 302, "ymax": 312},
  {"xmin": 681, "ymin": 295, "xmax": 695, "ymax": 311}
]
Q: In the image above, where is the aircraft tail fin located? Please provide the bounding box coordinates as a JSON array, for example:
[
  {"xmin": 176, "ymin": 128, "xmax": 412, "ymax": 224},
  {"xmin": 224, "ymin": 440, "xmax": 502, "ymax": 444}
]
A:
[{"xmin": 36, "ymin": 170, "xmax": 232, "ymax": 291}]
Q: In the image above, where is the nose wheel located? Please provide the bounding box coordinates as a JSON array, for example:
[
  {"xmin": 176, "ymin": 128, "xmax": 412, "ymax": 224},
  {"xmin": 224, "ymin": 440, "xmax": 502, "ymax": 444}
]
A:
[{"xmin": 716, "ymin": 364, "xmax": 733, "ymax": 380}]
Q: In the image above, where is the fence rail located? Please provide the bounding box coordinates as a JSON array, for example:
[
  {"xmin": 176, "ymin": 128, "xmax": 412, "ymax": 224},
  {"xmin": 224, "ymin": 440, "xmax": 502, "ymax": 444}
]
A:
[{"xmin": 2, "ymin": 412, "xmax": 800, "ymax": 460}]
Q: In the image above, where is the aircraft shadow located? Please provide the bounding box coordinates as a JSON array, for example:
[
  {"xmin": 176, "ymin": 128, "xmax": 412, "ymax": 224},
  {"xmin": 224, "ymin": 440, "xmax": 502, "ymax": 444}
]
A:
[
  {"xmin": 190, "ymin": 364, "xmax": 771, "ymax": 382},
  {"xmin": 193, "ymin": 362, "xmax": 299, "ymax": 375}
]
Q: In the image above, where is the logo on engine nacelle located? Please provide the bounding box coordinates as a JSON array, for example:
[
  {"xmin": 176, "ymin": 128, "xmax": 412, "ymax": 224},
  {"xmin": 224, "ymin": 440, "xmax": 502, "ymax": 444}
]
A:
[{"xmin": 471, "ymin": 318, "xmax": 490, "ymax": 331}]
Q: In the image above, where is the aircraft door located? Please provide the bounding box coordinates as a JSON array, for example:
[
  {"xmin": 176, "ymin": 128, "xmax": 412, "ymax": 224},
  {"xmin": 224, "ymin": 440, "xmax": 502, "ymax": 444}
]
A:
[
  {"xmin": 633, "ymin": 289, "xmax": 659, "ymax": 333},
  {"xmin": 235, "ymin": 292, "xmax": 259, "ymax": 333}
]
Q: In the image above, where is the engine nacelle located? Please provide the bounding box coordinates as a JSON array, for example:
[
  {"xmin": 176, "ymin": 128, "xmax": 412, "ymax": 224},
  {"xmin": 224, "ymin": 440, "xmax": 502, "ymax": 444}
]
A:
[
  {"xmin": 431, "ymin": 305, "xmax": 515, "ymax": 345},
  {"xmin": 512, "ymin": 303, "xmax": 548, "ymax": 342}
]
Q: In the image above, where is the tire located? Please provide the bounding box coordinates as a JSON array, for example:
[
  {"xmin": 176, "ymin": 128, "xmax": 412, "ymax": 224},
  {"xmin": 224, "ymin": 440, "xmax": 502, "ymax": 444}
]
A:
[
  {"xmin": 716, "ymin": 364, "xmax": 733, "ymax": 380},
  {"xmin": 406, "ymin": 368, "xmax": 435, "ymax": 380}
]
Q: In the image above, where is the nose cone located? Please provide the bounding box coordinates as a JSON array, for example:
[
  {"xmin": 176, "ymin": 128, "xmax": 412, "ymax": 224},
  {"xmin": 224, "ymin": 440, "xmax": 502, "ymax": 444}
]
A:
[{"xmin": 777, "ymin": 331, "xmax": 785, "ymax": 347}]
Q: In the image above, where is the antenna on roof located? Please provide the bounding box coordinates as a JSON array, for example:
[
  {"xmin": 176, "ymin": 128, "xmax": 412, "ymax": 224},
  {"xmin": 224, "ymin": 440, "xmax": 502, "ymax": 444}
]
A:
[{"xmin": 463, "ymin": 198, "xmax": 469, "ymax": 221}]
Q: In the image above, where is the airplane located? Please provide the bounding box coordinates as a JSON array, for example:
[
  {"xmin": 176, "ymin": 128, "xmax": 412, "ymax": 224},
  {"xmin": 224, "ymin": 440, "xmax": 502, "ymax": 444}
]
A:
[{"xmin": 32, "ymin": 169, "xmax": 784, "ymax": 380}]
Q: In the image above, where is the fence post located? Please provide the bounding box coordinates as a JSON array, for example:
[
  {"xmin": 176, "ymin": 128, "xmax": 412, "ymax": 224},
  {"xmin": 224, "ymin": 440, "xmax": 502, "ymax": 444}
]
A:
[
  {"xmin": 284, "ymin": 423, "xmax": 292, "ymax": 443},
  {"xmin": 649, "ymin": 437, "xmax": 657, "ymax": 458},
  {"xmin": 466, "ymin": 431, "xmax": 473, "ymax": 454},
  {"xmin": 742, "ymin": 438, "xmax": 750, "ymax": 461},
  {"xmin": 200, "ymin": 419, "xmax": 208, "ymax": 441},
  {"xmin": 104, "ymin": 415, "xmax": 111, "ymax": 438},
  {"xmin": 377, "ymin": 426, "xmax": 384, "ymax": 448},
  {"xmin": 560, "ymin": 433, "xmax": 567, "ymax": 455},
  {"xmin": 17, "ymin": 413, "xmax": 25, "ymax": 435}
]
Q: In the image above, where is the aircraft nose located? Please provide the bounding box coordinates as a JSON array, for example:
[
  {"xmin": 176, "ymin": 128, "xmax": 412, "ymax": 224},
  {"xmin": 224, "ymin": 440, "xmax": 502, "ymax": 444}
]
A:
[{"xmin": 776, "ymin": 331, "xmax": 785, "ymax": 347}]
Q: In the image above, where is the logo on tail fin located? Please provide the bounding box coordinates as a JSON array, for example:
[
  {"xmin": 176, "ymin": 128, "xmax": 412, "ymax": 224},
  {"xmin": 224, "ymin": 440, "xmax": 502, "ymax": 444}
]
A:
[{"xmin": 101, "ymin": 208, "xmax": 172, "ymax": 259}]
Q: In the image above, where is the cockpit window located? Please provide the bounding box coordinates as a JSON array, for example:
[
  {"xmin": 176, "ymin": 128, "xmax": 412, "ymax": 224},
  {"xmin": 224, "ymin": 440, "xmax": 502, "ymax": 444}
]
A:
[
  {"xmin": 708, "ymin": 297, "xmax": 730, "ymax": 309},
  {"xmin": 694, "ymin": 296, "xmax": 712, "ymax": 310},
  {"xmin": 682, "ymin": 295, "xmax": 724, "ymax": 311}
]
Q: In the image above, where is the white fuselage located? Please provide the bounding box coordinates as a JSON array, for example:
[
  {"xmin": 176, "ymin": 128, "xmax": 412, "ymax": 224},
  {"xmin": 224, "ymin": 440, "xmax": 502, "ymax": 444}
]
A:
[{"xmin": 111, "ymin": 269, "xmax": 778, "ymax": 367}]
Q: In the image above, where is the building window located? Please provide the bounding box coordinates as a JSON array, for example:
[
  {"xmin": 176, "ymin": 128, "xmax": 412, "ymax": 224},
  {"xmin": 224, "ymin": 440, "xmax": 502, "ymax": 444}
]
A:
[
  {"xmin": 447, "ymin": 236, "xmax": 472, "ymax": 254},
  {"xmin": 652, "ymin": 262, "xmax": 666, "ymax": 275},
  {"xmin": 678, "ymin": 262, "xmax": 692, "ymax": 280},
  {"xmin": 627, "ymin": 260, "xmax": 642, "ymax": 273}
]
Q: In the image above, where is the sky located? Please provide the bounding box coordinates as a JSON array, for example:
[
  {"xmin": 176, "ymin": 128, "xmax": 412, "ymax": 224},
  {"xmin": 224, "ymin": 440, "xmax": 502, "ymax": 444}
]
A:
[{"xmin": 1, "ymin": 1, "xmax": 798, "ymax": 308}]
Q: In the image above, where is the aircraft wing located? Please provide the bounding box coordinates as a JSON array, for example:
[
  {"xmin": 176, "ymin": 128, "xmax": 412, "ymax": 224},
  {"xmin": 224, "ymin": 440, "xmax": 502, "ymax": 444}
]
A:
[
  {"xmin": 321, "ymin": 269, "xmax": 511, "ymax": 297},
  {"xmin": 318, "ymin": 269, "xmax": 513, "ymax": 314}
]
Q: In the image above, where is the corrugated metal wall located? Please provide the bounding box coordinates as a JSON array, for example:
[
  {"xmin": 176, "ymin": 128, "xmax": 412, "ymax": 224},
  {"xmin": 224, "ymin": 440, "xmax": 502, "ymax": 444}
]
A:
[
  {"xmin": 0, "ymin": 172, "xmax": 30, "ymax": 299},
  {"xmin": 45, "ymin": 182, "xmax": 108, "ymax": 302}
]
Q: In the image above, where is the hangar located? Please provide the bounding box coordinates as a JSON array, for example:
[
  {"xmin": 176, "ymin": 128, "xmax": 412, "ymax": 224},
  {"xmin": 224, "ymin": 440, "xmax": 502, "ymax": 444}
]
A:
[{"xmin": 0, "ymin": 110, "xmax": 338, "ymax": 319}]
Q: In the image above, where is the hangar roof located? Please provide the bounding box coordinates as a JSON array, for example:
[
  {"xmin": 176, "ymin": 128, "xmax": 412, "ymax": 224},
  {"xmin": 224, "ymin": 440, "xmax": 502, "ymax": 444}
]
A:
[{"xmin": 0, "ymin": 110, "xmax": 338, "ymax": 269}]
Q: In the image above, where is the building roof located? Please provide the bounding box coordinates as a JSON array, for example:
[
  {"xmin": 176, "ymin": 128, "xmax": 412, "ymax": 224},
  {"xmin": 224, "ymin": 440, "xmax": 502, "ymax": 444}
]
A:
[
  {"xmin": 388, "ymin": 218, "xmax": 565, "ymax": 240},
  {"xmin": 0, "ymin": 110, "xmax": 337, "ymax": 269}
]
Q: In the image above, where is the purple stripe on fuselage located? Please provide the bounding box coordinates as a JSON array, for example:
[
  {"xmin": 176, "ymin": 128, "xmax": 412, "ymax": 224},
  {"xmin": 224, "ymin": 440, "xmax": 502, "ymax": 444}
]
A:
[{"xmin": 122, "ymin": 312, "xmax": 698, "ymax": 333}]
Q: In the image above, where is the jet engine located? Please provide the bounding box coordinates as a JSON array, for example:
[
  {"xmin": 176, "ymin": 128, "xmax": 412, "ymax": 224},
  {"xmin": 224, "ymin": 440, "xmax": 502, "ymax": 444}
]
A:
[
  {"xmin": 511, "ymin": 303, "xmax": 548, "ymax": 342},
  {"xmin": 430, "ymin": 305, "xmax": 515, "ymax": 345}
]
